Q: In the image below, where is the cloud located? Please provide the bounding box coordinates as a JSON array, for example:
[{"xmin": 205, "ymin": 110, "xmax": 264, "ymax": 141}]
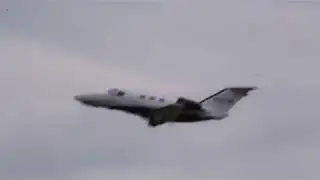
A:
[
  {"xmin": 1, "ymin": 0, "xmax": 320, "ymax": 180},
  {"xmin": 0, "ymin": 32, "xmax": 188, "ymax": 180}
]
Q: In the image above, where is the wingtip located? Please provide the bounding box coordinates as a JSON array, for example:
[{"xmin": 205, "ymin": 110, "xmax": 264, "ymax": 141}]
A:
[
  {"xmin": 249, "ymin": 86, "xmax": 258, "ymax": 91},
  {"xmin": 245, "ymin": 87, "xmax": 258, "ymax": 93},
  {"xmin": 232, "ymin": 86, "xmax": 258, "ymax": 95},
  {"xmin": 234, "ymin": 86, "xmax": 258, "ymax": 91}
]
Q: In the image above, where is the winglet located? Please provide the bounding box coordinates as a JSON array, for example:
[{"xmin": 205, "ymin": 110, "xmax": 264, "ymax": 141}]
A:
[{"xmin": 229, "ymin": 86, "xmax": 258, "ymax": 96}]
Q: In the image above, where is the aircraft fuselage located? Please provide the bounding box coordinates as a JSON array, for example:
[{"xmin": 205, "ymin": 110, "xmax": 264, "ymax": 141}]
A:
[
  {"xmin": 74, "ymin": 87, "xmax": 256, "ymax": 126},
  {"xmin": 74, "ymin": 88, "xmax": 221, "ymax": 123}
]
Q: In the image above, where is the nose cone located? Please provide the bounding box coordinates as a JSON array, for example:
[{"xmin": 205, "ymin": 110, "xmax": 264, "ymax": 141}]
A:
[
  {"xmin": 74, "ymin": 94, "xmax": 100, "ymax": 107},
  {"xmin": 74, "ymin": 95, "xmax": 82, "ymax": 101},
  {"xmin": 74, "ymin": 94, "xmax": 87, "ymax": 102},
  {"xmin": 74, "ymin": 93, "xmax": 111, "ymax": 108}
]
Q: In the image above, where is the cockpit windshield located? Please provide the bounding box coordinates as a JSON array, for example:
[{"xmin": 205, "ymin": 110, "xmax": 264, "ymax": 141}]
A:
[
  {"xmin": 107, "ymin": 88, "xmax": 125, "ymax": 96},
  {"xmin": 107, "ymin": 88, "xmax": 118, "ymax": 95}
]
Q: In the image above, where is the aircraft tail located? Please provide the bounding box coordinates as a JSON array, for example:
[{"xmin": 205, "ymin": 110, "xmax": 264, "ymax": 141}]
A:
[{"xmin": 199, "ymin": 87, "xmax": 257, "ymax": 113}]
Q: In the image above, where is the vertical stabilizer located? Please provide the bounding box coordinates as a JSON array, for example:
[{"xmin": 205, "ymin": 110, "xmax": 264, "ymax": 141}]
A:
[{"xmin": 199, "ymin": 87, "xmax": 257, "ymax": 113}]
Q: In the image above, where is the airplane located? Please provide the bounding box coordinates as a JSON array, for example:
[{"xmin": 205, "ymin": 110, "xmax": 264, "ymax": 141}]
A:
[{"xmin": 74, "ymin": 87, "xmax": 257, "ymax": 127}]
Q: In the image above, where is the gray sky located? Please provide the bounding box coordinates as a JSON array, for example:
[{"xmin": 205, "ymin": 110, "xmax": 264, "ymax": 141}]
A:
[{"xmin": 1, "ymin": 0, "xmax": 320, "ymax": 180}]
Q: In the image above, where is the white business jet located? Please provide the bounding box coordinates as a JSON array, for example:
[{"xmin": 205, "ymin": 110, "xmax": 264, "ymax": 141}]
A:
[{"xmin": 74, "ymin": 87, "xmax": 257, "ymax": 127}]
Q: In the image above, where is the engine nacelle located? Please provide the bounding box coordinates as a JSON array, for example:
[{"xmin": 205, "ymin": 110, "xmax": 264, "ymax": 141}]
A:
[{"xmin": 176, "ymin": 97, "xmax": 202, "ymax": 110}]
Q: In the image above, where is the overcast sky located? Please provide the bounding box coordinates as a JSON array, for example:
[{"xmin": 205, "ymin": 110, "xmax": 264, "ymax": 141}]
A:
[{"xmin": 1, "ymin": 0, "xmax": 320, "ymax": 180}]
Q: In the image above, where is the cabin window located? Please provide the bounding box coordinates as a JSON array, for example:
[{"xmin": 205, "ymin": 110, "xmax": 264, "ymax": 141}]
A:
[
  {"xmin": 149, "ymin": 96, "xmax": 156, "ymax": 100},
  {"xmin": 116, "ymin": 91, "xmax": 125, "ymax": 96},
  {"xmin": 139, "ymin": 95, "xmax": 146, "ymax": 99},
  {"xmin": 159, "ymin": 98, "xmax": 165, "ymax": 102}
]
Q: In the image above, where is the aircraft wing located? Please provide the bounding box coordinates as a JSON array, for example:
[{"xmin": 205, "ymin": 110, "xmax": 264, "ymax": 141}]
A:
[
  {"xmin": 148, "ymin": 96, "xmax": 205, "ymax": 126},
  {"xmin": 176, "ymin": 97, "xmax": 203, "ymax": 110},
  {"xmin": 149, "ymin": 104, "xmax": 184, "ymax": 126}
]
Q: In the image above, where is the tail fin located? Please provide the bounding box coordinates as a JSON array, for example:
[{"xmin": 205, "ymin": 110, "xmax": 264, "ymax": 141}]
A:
[{"xmin": 199, "ymin": 87, "xmax": 257, "ymax": 113}]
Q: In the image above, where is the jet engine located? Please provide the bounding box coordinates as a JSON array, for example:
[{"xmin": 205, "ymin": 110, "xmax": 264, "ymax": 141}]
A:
[{"xmin": 176, "ymin": 97, "xmax": 202, "ymax": 110}]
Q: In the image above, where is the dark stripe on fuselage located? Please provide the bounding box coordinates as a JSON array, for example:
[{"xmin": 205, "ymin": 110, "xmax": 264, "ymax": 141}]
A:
[
  {"xmin": 108, "ymin": 106, "xmax": 152, "ymax": 118},
  {"xmin": 108, "ymin": 105, "xmax": 212, "ymax": 122},
  {"xmin": 78, "ymin": 99, "xmax": 215, "ymax": 122}
]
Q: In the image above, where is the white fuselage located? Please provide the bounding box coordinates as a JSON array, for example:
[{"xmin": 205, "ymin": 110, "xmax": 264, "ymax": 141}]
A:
[
  {"xmin": 74, "ymin": 88, "xmax": 227, "ymax": 122},
  {"xmin": 74, "ymin": 87, "xmax": 257, "ymax": 126}
]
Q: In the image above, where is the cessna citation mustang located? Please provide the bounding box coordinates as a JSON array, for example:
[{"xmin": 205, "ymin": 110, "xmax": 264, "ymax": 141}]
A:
[{"xmin": 74, "ymin": 87, "xmax": 257, "ymax": 127}]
